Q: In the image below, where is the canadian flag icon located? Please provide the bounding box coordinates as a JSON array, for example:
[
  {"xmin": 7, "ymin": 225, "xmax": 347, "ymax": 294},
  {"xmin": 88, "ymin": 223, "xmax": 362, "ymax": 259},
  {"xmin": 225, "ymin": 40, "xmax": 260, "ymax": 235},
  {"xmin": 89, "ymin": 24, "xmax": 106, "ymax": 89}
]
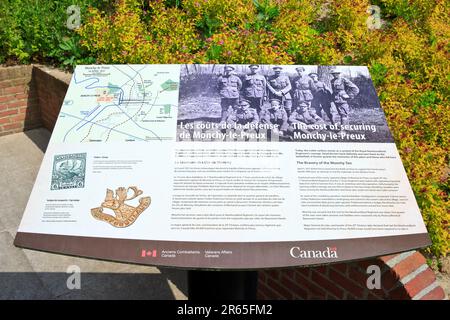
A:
[{"xmin": 141, "ymin": 249, "xmax": 157, "ymax": 257}]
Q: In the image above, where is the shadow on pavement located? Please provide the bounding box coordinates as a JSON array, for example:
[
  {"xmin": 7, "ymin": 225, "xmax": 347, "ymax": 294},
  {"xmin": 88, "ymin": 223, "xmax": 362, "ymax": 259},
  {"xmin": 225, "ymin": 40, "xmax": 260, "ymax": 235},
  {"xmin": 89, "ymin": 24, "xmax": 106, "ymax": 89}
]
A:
[
  {"xmin": 23, "ymin": 128, "xmax": 51, "ymax": 153},
  {"xmin": 0, "ymin": 271, "xmax": 187, "ymax": 300}
]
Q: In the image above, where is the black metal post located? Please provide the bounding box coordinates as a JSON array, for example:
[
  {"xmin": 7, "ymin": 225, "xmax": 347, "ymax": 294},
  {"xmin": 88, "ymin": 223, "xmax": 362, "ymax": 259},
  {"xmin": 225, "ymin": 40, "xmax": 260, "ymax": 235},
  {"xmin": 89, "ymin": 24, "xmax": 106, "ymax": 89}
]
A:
[{"xmin": 187, "ymin": 270, "xmax": 258, "ymax": 300}]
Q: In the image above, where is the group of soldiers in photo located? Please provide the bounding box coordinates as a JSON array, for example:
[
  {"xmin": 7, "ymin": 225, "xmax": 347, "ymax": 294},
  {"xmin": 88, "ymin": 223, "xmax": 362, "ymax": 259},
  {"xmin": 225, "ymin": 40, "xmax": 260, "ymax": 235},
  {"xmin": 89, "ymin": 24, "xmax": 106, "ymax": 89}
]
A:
[{"xmin": 216, "ymin": 64, "xmax": 360, "ymax": 139}]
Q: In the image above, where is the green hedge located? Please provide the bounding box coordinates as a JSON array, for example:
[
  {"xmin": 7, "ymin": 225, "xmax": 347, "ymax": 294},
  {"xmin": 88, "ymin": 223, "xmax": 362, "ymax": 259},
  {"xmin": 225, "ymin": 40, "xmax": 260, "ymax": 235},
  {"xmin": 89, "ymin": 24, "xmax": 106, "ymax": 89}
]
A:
[{"xmin": 0, "ymin": 0, "xmax": 110, "ymax": 67}]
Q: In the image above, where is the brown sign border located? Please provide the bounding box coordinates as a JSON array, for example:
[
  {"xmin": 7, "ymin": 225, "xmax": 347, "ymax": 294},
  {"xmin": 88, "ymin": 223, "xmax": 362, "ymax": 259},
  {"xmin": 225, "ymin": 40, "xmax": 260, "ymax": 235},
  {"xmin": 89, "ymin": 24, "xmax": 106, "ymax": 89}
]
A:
[{"xmin": 14, "ymin": 232, "xmax": 430, "ymax": 270}]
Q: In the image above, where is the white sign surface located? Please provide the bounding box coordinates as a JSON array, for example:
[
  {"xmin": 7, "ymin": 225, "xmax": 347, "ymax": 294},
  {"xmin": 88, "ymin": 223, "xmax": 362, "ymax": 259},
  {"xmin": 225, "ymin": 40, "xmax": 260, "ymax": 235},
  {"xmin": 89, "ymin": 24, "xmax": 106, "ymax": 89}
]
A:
[{"xmin": 15, "ymin": 64, "xmax": 430, "ymax": 269}]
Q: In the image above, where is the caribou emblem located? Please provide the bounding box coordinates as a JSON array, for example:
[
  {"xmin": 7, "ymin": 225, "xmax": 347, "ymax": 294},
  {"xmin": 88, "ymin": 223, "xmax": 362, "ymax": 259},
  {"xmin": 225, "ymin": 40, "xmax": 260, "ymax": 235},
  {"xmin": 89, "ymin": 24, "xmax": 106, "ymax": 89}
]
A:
[{"xmin": 91, "ymin": 186, "xmax": 151, "ymax": 228}]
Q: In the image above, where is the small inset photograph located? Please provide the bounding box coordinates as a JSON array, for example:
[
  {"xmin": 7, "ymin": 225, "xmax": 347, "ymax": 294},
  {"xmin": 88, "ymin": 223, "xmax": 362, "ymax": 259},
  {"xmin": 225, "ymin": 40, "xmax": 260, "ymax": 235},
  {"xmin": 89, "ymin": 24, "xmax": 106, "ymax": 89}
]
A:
[{"xmin": 176, "ymin": 64, "xmax": 393, "ymax": 143}]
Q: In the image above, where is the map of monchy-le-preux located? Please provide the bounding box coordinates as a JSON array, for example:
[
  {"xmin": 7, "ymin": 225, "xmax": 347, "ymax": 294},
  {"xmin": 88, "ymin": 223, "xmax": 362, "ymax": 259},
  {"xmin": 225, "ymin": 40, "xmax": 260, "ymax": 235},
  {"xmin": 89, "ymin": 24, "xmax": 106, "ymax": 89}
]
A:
[{"xmin": 50, "ymin": 65, "xmax": 180, "ymax": 143}]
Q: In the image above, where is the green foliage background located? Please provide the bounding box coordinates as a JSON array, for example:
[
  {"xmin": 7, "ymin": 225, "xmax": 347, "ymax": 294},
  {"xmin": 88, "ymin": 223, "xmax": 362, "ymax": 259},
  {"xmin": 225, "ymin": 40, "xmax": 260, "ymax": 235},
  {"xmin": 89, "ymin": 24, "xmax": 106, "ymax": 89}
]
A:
[{"xmin": 0, "ymin": 0, "xmax": 448, "ymax": 257}]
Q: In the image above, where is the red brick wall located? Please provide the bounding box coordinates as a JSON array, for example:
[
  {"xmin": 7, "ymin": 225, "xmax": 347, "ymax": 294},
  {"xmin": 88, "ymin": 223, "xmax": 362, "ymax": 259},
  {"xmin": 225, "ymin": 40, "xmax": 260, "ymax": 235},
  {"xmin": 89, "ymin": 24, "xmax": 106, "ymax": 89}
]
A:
[
  {"xmin": 0, "ymin": 65, "xmax": 70, "ymax": 136},
  {"xmin": 0, "ymin": 65, "xmax": 40, "ymax": 136},
  {"xmin": 258, "ymin": 250, "xmax": 446, "ymax": 300},
  {"xmin": 32, "ymin": 65, "xmax": 71, "ymax": 131}
]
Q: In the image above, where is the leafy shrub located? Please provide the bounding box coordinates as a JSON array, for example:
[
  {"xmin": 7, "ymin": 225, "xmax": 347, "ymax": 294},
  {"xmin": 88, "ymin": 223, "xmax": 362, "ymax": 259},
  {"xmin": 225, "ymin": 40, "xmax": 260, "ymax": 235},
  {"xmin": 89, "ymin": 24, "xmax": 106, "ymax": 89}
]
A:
[
  {"xmin": 0, "ymin": 0, "xmax": 111, "ymax": 67},
  {"xmin": 196, "ymin": 28, "xmax": 293, "ymax": 64},
  {"xmin": 78, "ymin": 0, "xmax": 200, "ymax": 64},
  {"xmin": 183, "ymin": 0, "xmax": 256, "ymax": 36}
]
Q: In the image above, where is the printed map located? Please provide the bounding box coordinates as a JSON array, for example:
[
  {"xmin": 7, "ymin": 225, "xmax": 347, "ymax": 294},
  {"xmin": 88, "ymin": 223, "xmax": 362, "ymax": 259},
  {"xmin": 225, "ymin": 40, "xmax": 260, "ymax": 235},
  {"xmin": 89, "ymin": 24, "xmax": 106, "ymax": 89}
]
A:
[{"xmin": 50, "ymin": 65, "xmax": 180, "ymax": 143}]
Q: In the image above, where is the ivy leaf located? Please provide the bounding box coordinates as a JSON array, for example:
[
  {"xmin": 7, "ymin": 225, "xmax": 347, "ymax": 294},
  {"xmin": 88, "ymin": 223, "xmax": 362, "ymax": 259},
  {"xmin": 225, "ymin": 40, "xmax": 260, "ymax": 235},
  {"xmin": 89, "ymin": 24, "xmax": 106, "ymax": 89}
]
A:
[{"xmin": 343, "ymin": 55, "xmax": 353, "ymax": 64}]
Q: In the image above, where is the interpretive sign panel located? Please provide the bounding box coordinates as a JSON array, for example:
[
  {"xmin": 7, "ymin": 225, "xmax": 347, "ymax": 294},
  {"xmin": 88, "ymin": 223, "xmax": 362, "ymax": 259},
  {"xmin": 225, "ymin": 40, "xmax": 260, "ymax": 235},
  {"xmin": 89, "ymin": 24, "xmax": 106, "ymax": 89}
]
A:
[{"xmin": 15, "ymin": 64, "xmax": 430, "ymax": 269}]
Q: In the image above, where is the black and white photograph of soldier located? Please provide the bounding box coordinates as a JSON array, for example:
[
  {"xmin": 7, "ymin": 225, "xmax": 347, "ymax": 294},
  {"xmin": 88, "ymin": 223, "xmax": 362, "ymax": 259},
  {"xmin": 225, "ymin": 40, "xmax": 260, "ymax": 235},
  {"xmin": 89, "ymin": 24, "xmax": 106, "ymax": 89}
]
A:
[
  {"xmin": 260, "ymin": 99, "xmax": 289, "ymax": 139},
  {"xmin": 267, "ymin": 66, "xmax": 292, "ymax": 117},
  {"xmin": 177, "ymin": 64, "xmax": 393, "ymax": 143},
  {"xmin": 309, "ymin": 72, "xmax": 335, "ymax": 125},
  {"xmin": 217, "ymin": 65, "xmax": 242, "ymax": 123},
  {"xmin": 292, "ymin": 66, "xmax": 317, "ymax": 120},
  {"xmin": 242, "ymin": 64, "xmax": 266, "ymax": 117}
]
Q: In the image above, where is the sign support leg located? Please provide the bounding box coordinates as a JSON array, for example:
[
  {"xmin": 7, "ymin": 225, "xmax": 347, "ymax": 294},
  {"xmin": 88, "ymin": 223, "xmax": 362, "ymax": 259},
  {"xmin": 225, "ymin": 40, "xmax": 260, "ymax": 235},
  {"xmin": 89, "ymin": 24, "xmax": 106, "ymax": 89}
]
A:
[{"xmin": 187, "ymin": 270, "xmax": 258, "ymax": 300}]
